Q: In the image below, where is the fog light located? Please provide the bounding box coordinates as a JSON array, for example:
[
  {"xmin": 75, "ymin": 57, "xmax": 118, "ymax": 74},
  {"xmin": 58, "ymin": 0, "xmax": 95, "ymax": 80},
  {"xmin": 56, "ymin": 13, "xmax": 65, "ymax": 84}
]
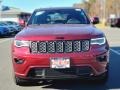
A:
[
  {"xmin": 14, "ymin": 58, "xmax": 25, "ymax": 64},
  {"xmin": 96, "ymin": 56, "xmax": 107, "ymax": 62}
]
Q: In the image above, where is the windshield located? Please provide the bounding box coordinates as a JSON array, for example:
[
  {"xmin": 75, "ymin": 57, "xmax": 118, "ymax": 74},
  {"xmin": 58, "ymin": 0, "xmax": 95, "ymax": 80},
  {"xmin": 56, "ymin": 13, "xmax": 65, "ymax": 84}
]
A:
[{"xmin": 28, "ymin": 9, "xmax": 90, "ymax": 25}]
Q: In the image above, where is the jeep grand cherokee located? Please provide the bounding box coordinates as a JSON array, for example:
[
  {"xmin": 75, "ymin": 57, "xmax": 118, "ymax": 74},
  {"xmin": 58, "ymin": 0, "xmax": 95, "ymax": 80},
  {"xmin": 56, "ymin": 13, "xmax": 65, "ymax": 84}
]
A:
[{"xmin": 12, "ymin": 7, "xmax": 109, "ymax": 85}]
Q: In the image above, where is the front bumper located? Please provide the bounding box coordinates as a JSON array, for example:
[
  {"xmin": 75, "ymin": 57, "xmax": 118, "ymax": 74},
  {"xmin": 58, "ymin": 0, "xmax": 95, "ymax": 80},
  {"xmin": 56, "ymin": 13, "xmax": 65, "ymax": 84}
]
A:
[
  {"xmin": 26, "ymin": 66, "xmax": 94, "ymax": 80},
  {"xmin": 12, "ymin": 49, "xmax": 109, "ymax": 79}
]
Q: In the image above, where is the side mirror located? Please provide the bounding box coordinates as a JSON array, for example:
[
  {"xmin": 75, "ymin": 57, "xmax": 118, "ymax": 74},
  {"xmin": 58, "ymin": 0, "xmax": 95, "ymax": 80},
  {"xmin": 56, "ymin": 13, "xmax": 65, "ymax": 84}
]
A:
[{"xmin": 91, "ymin": 17, "xmax": 100, "ymax": 24}]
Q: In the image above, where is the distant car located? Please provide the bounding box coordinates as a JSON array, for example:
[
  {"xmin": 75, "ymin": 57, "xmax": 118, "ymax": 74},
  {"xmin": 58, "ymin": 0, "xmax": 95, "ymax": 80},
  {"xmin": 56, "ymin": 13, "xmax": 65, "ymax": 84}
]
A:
[
  {"xmin": 115, "ymin": 18, "xmax": 120, "ymax": 27},
  {"xmin": 107, "ymin": 17, "xmax": 120, "ymax": 27},
  {"xmin": 110, "ymin": 18, "xmax": 117, "ymax": 27},
  {"xmin": 5, "ymin": 21, "xmax": 23, "ymax": 33},
  {"xmin": 0, "ymin": 25, "xmax": 9, "ymax": 37},
  {"xmin": 0, "ymin": 22, "xmax": 15, "ymax": 35}
]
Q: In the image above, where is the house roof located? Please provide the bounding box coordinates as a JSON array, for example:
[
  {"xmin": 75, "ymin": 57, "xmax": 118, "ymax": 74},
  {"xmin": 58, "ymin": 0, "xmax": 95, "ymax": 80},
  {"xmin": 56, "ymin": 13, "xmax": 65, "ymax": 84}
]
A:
[{"xmin": 1, "ymin": 7, "xmax": 31, "ymax": 15}]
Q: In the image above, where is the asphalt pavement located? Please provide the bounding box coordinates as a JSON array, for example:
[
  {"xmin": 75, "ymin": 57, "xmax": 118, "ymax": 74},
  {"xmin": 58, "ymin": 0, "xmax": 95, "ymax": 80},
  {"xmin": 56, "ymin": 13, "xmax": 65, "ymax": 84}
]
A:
[{"xmin": 0, "ymin": 27, "xmax": 120, "ymax": 90}]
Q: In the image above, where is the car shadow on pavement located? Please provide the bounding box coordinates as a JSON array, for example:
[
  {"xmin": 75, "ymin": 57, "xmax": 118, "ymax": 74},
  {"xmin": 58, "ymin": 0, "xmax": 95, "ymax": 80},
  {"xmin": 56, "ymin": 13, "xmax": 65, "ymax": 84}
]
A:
[
  {"xmin": 0, "ymin": 33, "xmax": 16, "ymax": 39},
  {"xmin": 41, "ymin": 80, "xmax": 108, "ymax": 90},
  {"xmin": 22, "ymin": 46, "xmax": 120, "ymax": 90}
]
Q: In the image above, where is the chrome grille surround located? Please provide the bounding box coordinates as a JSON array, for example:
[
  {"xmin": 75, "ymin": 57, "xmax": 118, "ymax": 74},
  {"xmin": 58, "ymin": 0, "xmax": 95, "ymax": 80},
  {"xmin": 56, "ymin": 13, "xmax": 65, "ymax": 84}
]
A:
[
  {"xmin": 65, "ymin": 41, "xmax": 73, "ymax": 53},
  {"xmin": 38, "ymin": 42, "xmax": 46, "ymax": 53},
  {"xmin": 73, "ymin": 41, "xmax": 81, "ymax": 52},
  {"xmin": 81, "ymin": 40, "xmax": 90, "ymax": 51},
  {"xmin": 47, "ymin": 41, "xmax": 55, "ymax": 53},
  {"xmin": 56, "ymin": 41, "xmax": 64, "ymax": 53},
  {"xmin": 31, "ymin": 41, "xmax": 38, "ymax": 53},
  {"xmin": 30, "ymin": 40, "xmax": 90, "ymax": 53}
]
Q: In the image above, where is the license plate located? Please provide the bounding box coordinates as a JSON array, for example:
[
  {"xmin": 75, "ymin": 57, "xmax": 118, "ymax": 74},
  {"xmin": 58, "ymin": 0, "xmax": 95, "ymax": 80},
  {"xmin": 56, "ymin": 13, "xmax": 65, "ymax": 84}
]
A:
[{"xmin": 50, "ymin": 58, "xmax": 70, "ymax": 69}]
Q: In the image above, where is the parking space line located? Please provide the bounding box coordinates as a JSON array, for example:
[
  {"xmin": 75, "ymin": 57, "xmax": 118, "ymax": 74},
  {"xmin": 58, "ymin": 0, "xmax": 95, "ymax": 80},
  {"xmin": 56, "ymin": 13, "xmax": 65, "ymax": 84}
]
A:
[{"xmin": 110, "ymin": 48, "xmax": 120, "ymax": 56}]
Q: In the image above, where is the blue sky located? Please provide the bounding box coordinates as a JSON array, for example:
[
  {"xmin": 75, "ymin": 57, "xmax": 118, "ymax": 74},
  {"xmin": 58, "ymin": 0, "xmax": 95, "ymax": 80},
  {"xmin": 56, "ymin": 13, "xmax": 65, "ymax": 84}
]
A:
[{"xmin": 2, "ymin": 0, "xmax": 83, "ymax": 12}]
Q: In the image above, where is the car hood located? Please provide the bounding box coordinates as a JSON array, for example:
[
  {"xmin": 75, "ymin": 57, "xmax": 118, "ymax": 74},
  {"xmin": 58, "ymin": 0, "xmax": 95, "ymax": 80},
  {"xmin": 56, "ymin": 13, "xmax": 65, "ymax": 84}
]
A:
[{"xmin": 16, "ymin": 24, "xmax": 104, "ymax": 40}]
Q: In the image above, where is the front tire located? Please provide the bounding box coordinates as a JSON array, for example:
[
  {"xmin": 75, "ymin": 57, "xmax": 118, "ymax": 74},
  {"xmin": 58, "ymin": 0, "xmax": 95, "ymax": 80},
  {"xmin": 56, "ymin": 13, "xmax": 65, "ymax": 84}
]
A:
[
  {"xmin": 14, "ymin": 76, "xmax": 30, "ymax": 86},
  {"xmin": 98, "ymin": 71, "xmax": 108, "ymax": 82},
  {"xmin": 94, "ymin": 65, "xmax": 109, "ymax": 83},
  {"xmin": 14, "ymin": 76, "xmax": 39, "ymax": 86}
]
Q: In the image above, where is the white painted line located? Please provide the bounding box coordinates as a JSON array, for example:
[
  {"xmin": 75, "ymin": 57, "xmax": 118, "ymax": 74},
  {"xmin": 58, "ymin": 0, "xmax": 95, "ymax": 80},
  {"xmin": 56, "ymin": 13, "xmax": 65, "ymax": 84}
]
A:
[
  {"xmin": 110, "ymin": 49, "xmax": 120, "ymax": 55},
  {"xmin": 0, "ymin": 39, "xmax": 10, "ymax": 44}
]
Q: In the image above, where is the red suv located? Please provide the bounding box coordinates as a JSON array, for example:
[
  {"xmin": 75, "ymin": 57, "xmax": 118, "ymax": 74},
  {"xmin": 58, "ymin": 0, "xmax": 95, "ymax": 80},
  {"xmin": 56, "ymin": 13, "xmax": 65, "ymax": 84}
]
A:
[{"xmin": 12, "ymin": 7, "xmax": 109, "ymax": 85}]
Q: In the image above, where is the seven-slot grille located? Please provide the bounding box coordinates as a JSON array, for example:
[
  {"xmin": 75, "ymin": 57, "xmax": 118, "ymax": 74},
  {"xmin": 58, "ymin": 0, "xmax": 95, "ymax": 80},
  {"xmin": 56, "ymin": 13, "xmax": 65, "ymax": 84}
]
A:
[{"xmin": 30, "ymin": 40, "xmax": 90, "ymax": 53}]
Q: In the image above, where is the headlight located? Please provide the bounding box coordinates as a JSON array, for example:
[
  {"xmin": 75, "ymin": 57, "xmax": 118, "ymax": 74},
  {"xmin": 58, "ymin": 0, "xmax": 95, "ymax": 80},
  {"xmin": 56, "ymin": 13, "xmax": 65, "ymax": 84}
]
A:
[
  {"xmin": 91, "ymin": 37, "xmax": 106, "ymax": 45},
  {"xmin": 14, "ymin": 40, "xmax": 29, "ymax": 47}
]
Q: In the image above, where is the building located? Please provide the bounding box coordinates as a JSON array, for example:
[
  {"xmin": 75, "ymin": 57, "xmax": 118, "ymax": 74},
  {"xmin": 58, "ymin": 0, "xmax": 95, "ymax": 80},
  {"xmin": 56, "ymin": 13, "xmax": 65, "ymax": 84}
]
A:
[{"xmin": 1, "ymin": 6, "xmax": 31, "ymax": 23}]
